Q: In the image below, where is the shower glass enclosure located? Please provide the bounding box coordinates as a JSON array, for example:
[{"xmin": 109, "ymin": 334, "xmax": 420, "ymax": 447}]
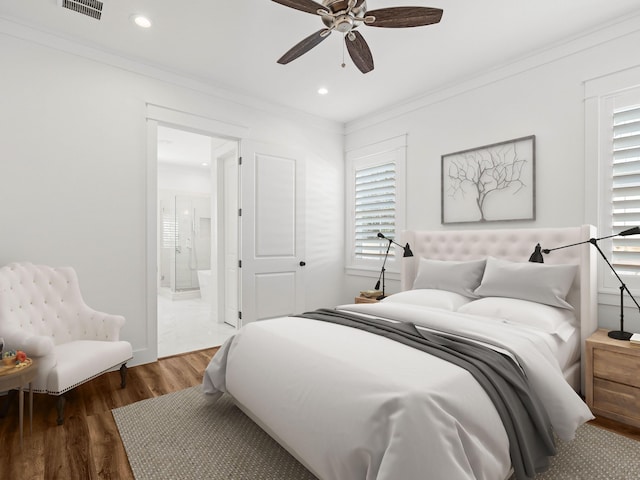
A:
[{"xmin": 159, "ymin": 193, "xmax": 211, "ymax": 295}]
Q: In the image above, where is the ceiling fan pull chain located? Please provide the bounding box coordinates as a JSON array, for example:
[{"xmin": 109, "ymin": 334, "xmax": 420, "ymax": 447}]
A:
[{"xmin": 341, "ymin": 35, "xmax": 346, "ymax": 68}]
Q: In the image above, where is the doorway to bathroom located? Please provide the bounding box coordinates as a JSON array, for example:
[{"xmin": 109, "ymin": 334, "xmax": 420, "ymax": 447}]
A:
[{"xmin": 156, "ymin": 125, "xmax": 237, "ymax": 357}]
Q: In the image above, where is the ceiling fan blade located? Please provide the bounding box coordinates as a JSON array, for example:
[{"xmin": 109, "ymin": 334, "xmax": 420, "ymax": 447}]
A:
[
  {"xmin": 366, "ymin": 7, "xmax": 443, "ymax": 28},
  {"xmin": 271, "ymin": 0, "xmax": 326, "ymax": 15},
  {"xmin": 278, "ymin": 29, "xmax": 331, "ymax": 65},
  {"xmin": 345, "ymin": 31, "xmax": 374, "ymax": 74}
]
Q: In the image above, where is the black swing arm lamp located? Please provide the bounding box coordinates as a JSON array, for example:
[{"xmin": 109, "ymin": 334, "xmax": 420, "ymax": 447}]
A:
[
  {"xmin": 374, "ymin": 232, "xmax": 414, "ymax": 300},
  {"xmin": 529, "ymin": 226, "xmax": 640, "ymax": 341}
]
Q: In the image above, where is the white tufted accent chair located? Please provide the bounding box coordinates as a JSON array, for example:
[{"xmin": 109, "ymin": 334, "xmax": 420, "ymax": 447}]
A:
[{"xmin": 0, "ymin": 262, "xmax": 133, "ymax": 424}]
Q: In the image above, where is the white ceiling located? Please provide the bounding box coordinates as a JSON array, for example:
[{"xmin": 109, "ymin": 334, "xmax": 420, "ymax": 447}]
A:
[{"xmin": 2, "ymin": 0, "xmax": 640, "ymax": 124}]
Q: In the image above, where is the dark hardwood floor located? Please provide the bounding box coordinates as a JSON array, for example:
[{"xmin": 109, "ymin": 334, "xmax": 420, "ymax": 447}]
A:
[
  {"xmin": 1, "ymin": 346, "xmax": 638, "ymax": 479},
  {"xmin": 0, "ymin": 347, "xmax": 218, "ymax": 480}
]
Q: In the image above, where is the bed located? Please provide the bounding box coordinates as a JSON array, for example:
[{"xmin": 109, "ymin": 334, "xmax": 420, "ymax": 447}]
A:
[{"xmin": 203, "ymin": 225, "xmax": 598, "ymax": 480}]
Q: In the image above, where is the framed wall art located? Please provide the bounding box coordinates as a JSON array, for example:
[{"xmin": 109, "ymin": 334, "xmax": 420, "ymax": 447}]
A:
[{"xmin": 441, "ymin": 135, "xmax": 535, "ymax": 224}]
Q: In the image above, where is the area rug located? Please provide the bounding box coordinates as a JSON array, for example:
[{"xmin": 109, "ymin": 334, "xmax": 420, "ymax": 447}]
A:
[{"xmin": 113, "ymin": 386, "xmax": 640, "ymax": 480}]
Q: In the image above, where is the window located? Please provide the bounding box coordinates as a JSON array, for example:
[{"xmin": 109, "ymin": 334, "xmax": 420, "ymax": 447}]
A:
[
  {"xmin": 346, "ymin": 136, "xmax": 406, "ymax": 274},
  {"xmin": 354, "ymin": 162, "xmax": 396, "ymax": 261},
  {"xmin": 586, "ymin": 68, "xmax": 640, "ymax": 294},
  {"xmin": 611, "ymin": 103, "xmax": 640, "ymax": 277}
]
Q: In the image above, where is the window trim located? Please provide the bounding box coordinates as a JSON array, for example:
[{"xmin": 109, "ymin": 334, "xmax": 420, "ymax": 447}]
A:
[{"xmin": 345, "ymin": 135, "xmax": 407, "ymax": 276}]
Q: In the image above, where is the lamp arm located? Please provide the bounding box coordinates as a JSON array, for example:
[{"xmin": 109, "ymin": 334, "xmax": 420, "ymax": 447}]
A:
[
  {"xmin": 388, "ymin": 238, "xmax": 404, "ymax": 249},
  {"xmin": 589, "ymin": 238, "xmax": 640, "ymax": 311},
  {"xmin": 374, "ymin": 239, "xmax": 392, "ymax": 294},
  {"xmin": 543, "ymin": 233, "xmax": 619, "ymax": 254}
]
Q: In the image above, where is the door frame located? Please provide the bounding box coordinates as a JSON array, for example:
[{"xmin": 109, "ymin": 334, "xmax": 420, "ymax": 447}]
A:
[
  {"xmin": 144, "ymin": 104, "xmax": 248, "ymax": 364},
  {"xmin": 215, "ymin": 143, "xmax": 240, "ymax": 327}
]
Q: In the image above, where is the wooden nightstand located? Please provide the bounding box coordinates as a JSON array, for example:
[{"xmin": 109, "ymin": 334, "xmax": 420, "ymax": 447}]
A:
[
  {"xmin": 354, "ymin": 296, "xmax": 379, "ymax": 304},
  {"xmin": 585, "ymin": 329, "xmax": 640, "ymax": 428}
]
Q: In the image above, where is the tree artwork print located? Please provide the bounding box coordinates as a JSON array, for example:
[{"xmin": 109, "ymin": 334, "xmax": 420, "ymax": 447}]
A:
[{"xmin": 441, "ymin": 136, "xmax": 535, "ymax": 224}]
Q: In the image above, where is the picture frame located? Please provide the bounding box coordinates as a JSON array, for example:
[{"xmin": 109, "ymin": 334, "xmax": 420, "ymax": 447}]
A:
[{"xmin": 441, "ymin": 135, "xmax": 535, "ymax": 224}]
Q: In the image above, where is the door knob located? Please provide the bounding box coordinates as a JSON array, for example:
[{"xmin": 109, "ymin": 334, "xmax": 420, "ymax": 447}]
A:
[{"xmin": 299, "ymin": 261, "xmax": 306, "ymax": 267}]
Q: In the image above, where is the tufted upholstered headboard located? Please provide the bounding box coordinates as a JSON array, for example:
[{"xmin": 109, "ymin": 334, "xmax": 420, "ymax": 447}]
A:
[{"xmin": 400, "ymin": 225, "xmax": 597, "ymax": 393}]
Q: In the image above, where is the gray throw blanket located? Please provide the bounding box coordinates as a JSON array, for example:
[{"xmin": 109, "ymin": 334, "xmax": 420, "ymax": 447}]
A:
[{"xmin": 297, "ymin": 308, "xmax": 556, "ymax": 480}]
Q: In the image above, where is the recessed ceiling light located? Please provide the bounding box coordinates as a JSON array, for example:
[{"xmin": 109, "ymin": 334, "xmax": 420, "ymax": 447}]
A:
[
  {"xmin": 201, "ymin": 162, "xmax": 209, "ymax": 167},
  {"xmin": 318, "ymin": 87, "xmax": 329, "ymax": 95},
  {"xmin": 131, "ymin": 14, "xmax": 152, "ymax": 28}
]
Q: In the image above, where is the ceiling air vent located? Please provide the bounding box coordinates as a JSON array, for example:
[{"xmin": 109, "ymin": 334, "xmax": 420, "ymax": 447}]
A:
[{"xmin": 58, "ymin": 0, "xmax": 104, "ymax": 20}]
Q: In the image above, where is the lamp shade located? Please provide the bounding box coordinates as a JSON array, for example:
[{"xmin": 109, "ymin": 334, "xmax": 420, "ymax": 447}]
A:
[{"xmin": 528, "ymin": 243, "xmax": 544, "ymax": 263}]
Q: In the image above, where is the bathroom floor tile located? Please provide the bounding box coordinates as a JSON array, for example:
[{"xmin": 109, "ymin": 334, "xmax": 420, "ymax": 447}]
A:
[{"xmin": 157, "ymin": 295, "xmax": 236, "ymax": 358}]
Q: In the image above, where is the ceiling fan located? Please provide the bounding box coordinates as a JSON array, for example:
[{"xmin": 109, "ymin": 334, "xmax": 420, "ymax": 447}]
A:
[{"xmin": 272, "ymin": 0, "xmax": 443, "ymax": 74}]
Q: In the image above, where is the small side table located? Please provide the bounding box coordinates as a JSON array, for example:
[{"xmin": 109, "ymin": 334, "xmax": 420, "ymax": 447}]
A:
[{"xmin": 0, "ymin": 359, "xmax": 37, "ymax": 448}]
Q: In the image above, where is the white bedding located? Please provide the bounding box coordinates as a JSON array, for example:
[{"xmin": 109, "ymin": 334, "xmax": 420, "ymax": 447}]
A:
[{"xmin": 203, "ymin": 302, "xmax": 593, "ymax": 480}]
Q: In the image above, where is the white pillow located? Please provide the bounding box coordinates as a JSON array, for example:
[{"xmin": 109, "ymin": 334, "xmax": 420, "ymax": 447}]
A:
[
  {"xmin": 381, "ymin": 289, "xmax": 472, "ymax": 311},
  {"xmin": 412, "ymin": 258, "xmax": 486, "ymax": 298},
  {"xmin": 457, "ymin": 297, "xmax": 577, "ymax": 342},
  {"xmin": 474, "ymin": 256, "xmax": 577, "ymax": 309}
]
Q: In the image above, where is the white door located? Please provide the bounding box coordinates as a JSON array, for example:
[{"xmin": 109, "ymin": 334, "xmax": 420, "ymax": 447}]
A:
[{"xmin": 239, "ymin": 140, "xmax": 305, "ymax": 325}]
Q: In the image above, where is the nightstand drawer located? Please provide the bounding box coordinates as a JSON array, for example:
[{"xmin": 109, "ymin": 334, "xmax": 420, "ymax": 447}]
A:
[
  {"xmin": 594, "ymin": 349, "xmax": 640, "ymax": 388},
  {"xmin": 593, "ymin": 378, "xmax": 640, "ymax": 422}
]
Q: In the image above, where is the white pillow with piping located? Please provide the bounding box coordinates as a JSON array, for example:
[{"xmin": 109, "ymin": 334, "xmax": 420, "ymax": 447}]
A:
[
  {"xmin": 474, "ymin": 256, "xmax": 577, "ymax": 309},
  {"xmin": 381, "ymin": 289, "xmax": 472, "ymax": 311},
  {"xmin": 458, "ymin": 297, "xmax": 577, "ymax": 342},
  {"xmin": 412, "ymin": 258, "xmax": 486, "ymax": 298}
]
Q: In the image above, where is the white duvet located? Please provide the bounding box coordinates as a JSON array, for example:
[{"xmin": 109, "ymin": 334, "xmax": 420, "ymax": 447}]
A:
[{"xmin": 203, "ymin": 302, "xmax": 593, "ymax": 480}]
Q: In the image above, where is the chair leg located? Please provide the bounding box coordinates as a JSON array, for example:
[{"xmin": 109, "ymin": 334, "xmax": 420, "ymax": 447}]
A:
[
  {"xmin": 56, "ymin": 395, "xmax": 66, "ymax": 426},
  {"xmin": 120, "ymin": 363, "xmax": 127, "ymax": 388}
]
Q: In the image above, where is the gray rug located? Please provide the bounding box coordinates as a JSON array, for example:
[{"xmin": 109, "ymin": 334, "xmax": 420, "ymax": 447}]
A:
[{"xmin": 113, "ymin": 386, "xmax": 640, "ymax": 480}]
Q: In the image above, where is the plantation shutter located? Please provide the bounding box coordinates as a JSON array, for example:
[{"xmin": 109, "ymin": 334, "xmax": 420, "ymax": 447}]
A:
[
  {"xmin": 354, "ymin": 162, "xmax": 396, "ymax": 260},
  {"xmin": 611, "ymin": 104, "xmax": 640, "ymax": 276}
]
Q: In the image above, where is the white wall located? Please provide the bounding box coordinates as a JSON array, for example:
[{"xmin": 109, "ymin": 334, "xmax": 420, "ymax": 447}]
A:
[
  {"xmin": 158, "ymin": 163, "xmax": 212, "ymax": 194},
  {"xmin": 344, "ymin": 16, "xmax": 640, "ymax": 333},
  {"xmin": 0, "ymin": 25, "xmax": 345, "ymax": 365}
]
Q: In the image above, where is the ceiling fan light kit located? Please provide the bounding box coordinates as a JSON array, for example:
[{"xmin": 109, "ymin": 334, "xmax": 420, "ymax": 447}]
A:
[{"xmin": 273, "ymin": 0, "xmax": 443, "ymax": 73}]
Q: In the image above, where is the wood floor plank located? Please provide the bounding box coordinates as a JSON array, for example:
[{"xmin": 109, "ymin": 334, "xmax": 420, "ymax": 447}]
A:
[
  {"xmin": 0, "ymin": 347, "xmax": 218, "ymax": 478},
  {"xmin": 87, "ymin": 410, "xmax": 133, "ymax": 480}
]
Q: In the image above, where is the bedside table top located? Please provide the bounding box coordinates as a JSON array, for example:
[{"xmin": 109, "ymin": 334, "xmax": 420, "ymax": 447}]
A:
[{"xmin": 587, "ymin": 328, "xmax": 640, "ymax": 354}]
